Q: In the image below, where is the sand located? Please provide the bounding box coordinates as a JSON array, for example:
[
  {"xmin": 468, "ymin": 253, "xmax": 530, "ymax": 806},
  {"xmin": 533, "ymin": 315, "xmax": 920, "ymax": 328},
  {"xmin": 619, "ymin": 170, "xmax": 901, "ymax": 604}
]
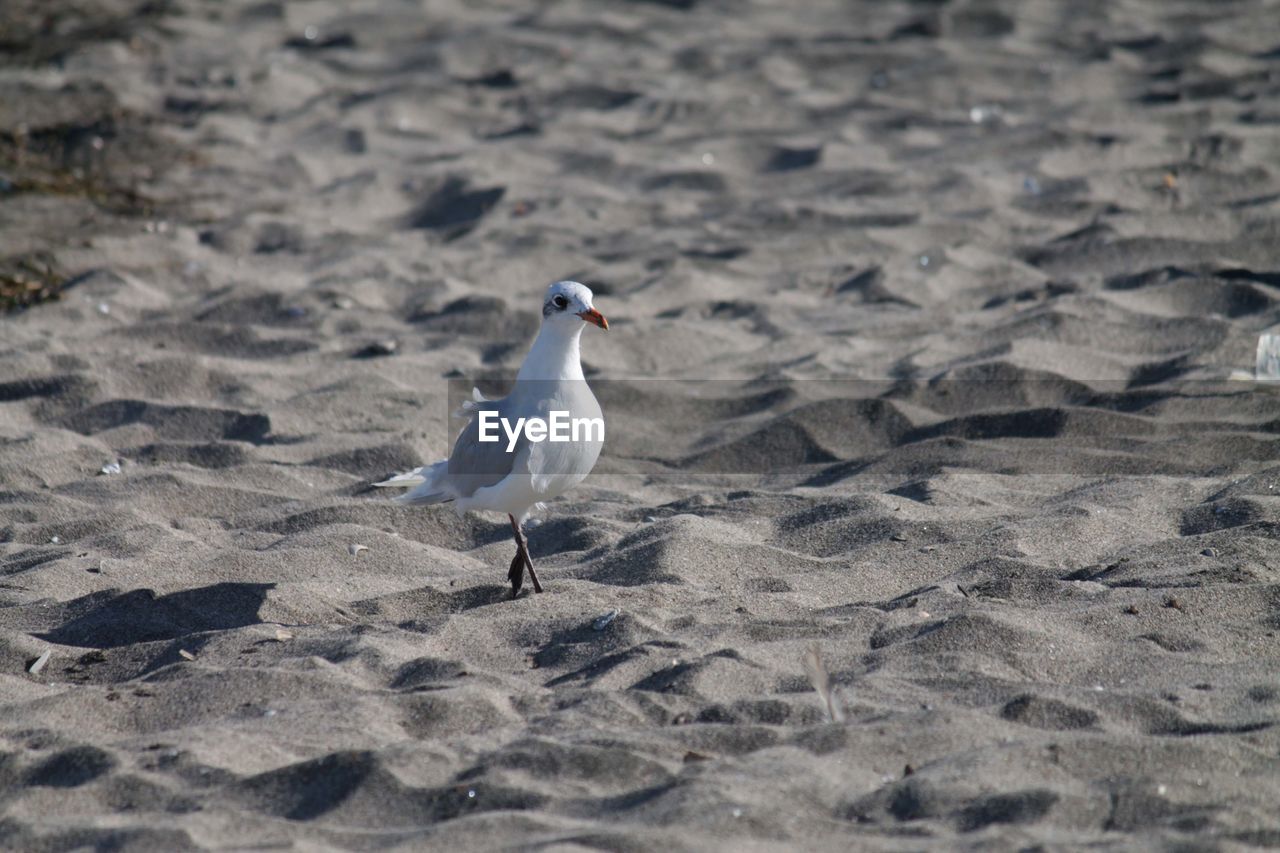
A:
[{"xmin": 2, "ymin": 0, "xmax": 1280, "ymax": 849}]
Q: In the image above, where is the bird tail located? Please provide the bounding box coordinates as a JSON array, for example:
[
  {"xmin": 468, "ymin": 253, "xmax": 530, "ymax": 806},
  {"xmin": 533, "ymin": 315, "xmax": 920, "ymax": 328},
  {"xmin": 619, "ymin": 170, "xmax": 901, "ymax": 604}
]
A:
[
  {"xmin": 376, "ymin": 461, "xmax": 453, "ymax": 506},
  {"xmin": 373, "ymin": 467, "xmax": 428, "ymax": 488}
]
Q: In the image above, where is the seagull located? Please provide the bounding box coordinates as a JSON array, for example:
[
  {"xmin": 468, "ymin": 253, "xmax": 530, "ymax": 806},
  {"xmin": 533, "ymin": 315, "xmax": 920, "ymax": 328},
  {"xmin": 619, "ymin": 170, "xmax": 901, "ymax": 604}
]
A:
[{"xmin": 375, "ymin": 281, "xmax": 608, "ymax": 598}]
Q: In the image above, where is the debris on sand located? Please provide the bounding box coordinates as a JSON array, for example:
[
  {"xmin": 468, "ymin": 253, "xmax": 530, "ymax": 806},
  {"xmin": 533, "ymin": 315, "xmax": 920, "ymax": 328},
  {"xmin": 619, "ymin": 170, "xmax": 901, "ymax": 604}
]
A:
[{"xmin": 802, "ymin": 644, "xmax": 845, "ymax": 723}]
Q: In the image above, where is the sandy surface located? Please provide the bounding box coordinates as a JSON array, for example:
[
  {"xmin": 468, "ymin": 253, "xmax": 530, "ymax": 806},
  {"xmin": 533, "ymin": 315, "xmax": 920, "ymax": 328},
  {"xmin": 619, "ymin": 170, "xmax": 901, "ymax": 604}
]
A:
[{"xmin": 3, "ymin": 0, "xmax": 1280, "ymax": 849}]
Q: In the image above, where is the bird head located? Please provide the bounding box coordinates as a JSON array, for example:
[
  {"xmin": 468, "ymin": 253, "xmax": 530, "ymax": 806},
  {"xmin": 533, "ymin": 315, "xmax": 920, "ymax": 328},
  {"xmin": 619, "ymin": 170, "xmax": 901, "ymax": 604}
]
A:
[{"xmin": 542, "ymin": 280, "xmax": 608, "ymax": 332}]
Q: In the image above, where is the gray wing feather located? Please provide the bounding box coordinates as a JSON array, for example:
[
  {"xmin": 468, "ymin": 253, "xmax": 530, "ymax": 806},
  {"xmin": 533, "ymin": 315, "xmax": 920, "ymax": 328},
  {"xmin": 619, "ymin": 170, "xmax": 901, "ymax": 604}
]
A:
[{"xmin": 440, "ymin": 395, "xmax": 529, "ymax": 499}]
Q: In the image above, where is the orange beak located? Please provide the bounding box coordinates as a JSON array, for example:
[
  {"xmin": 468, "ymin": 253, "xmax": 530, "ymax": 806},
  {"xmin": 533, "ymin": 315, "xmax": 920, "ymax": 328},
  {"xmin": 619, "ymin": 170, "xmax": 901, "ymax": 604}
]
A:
[{"xmin": 578, "ymin": 308, "xmax": 609, "ymax": 330}]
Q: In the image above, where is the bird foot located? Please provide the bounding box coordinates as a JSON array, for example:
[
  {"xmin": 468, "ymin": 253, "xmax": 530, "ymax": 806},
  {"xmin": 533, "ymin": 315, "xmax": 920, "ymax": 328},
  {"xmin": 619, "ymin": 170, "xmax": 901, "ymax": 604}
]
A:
[
  {"xmin": 525, "ymin": 551, "xmax": 543, "ymax": 594},
  {"xmin": 508, "ymin": 552, "xmax": 525, "ymax": 599},
  {"xmin": 508, "ymin": 513, "xmax": 544, "ymax": 597}
]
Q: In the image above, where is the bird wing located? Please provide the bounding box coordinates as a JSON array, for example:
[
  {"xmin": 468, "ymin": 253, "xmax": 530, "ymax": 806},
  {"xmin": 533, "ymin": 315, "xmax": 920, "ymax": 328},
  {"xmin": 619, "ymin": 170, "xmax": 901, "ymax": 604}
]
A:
[{"xmin": 436, "ymin": 392, "xmax": 530, "ymax": 499}]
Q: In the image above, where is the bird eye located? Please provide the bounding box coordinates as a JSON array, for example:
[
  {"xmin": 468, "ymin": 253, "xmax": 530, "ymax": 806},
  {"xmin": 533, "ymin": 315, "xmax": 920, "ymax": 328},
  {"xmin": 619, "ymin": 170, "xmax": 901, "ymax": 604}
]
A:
[{"xmin": 552, "ymin": 295, "xmax": 568, "ymax": 309}]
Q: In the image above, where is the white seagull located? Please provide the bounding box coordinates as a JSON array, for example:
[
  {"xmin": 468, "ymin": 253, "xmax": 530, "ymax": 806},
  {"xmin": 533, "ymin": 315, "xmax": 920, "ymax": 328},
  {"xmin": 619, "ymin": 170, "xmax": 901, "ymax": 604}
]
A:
[{"xmin": 375, "ymin": 281, "xmax": 608, "ymax": 598}]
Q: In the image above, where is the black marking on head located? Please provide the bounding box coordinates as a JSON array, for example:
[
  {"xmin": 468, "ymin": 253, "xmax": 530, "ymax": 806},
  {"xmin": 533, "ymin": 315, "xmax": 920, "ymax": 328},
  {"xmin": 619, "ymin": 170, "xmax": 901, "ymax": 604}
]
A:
[{"xmin": 544, "ymin": 293, "xmax": 569, "ymax": 317}]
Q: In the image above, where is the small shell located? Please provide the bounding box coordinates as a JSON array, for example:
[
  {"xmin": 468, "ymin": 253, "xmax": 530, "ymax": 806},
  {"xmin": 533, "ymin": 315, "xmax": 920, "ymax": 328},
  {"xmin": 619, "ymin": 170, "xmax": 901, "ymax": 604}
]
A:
[
  {"xmin": 1257, "ymin": 333, "xmax": 1280, "ymax": 379},
  {"xmin": 27, "ymin": 650, "xmax": 52, "ymax": 674},
  {"xmin": 348, "ymin": 543, "xmax": 368, "ymax": 557},
  {"xmin": 593, "ymin": 609, "xmax": 620, "ymax": 631}
]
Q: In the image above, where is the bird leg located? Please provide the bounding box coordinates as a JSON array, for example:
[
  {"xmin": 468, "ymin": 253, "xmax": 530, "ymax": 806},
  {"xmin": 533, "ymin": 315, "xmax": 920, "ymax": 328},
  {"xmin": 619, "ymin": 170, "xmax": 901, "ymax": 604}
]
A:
[
  {"xmin": 507, "ymin": 551, "xmax": 525, "ymax": 599},
  {"xmin": 508, "ymin": 514, "xmax": 543, "ymax": 598}
]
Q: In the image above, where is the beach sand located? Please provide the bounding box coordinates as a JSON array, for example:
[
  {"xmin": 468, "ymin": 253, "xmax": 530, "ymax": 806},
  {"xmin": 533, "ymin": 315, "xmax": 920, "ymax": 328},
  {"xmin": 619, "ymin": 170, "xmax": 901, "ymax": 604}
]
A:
[{"xmin": 2, "ymin": 0, "xmax": 1279, "ymax": 848}]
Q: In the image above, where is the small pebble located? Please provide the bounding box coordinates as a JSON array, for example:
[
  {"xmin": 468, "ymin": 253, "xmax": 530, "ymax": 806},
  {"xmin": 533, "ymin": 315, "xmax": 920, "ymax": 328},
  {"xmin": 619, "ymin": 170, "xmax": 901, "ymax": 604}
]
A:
[
  {"xmin": 100, "ymin": 461, "xmax": 122, "ymax": 475},
  {"xmin": 354, "ymin": 340, "xmax": 398, "ymax": 358},
  {"xmin": 1200, "ymin": 548, "xmax": 1217, "ymax": 558},
  {"xmin": 348, "ymin": 543, "xmax": 368, "ymax": 557},
  {"xmin": 27, "ymin": 650, "xmax": 51, "ymax": 674},
  {"xmin": 969, "ymin": 104, "xmax": 1002, "ymax": 124},
  {"xmin": 593, "ymin": 608, "xmax": 620, "ymax": 631}
]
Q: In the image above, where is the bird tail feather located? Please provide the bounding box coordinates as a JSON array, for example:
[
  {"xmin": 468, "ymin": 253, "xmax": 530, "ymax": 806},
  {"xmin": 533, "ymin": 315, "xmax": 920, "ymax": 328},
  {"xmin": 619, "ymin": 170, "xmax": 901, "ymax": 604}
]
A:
[
  {"xmin": 378, "ymin": 461, "xmax": 453, "ymax": 506},
  {"xmin": 452, "ymin": 386, "xmax": 488, "ymax": 419},
  {"xmin": 393, "ymin": 489, "xmax": 451, "ymax": 506},
  {"xmin": 373, "ymin": 468, "xmax": 428, "ymax": 488}
]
